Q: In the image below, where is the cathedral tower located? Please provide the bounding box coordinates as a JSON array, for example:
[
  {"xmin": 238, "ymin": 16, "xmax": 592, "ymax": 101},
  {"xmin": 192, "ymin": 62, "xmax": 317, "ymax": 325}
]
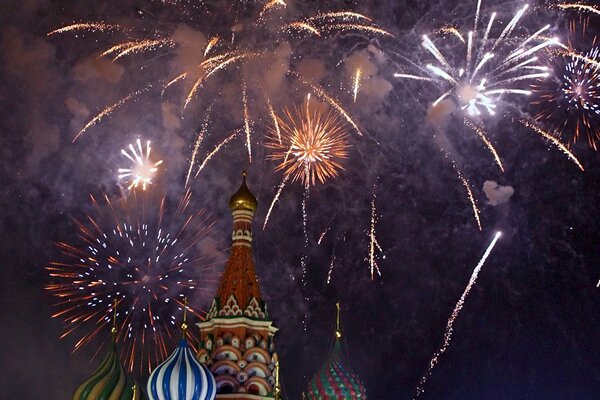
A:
[{"xmin": 196, "ymin": 172, "xmax": 280, "ymax": 399}]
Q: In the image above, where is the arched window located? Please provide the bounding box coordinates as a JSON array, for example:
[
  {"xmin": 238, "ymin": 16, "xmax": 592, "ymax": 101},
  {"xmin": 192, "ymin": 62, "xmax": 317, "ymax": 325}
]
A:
[
  {"xmin": 248, "ymin": 384, "xmax": 260, "ymax": 395},
  {"xmin": 218, "ymin": 384, "xmax": 234, "ymax": 394}
]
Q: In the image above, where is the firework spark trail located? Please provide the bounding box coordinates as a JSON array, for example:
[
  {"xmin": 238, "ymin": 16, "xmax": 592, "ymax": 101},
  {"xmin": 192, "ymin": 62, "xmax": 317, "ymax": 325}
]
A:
[
  {"xmin": 564, "ymin": 51, "xmax": 600, "ymax": 70},
  {"xmin": 413, "ymin": 231, "xmax": 502, "ymax": 399},
  {"xmin": 327, "ymin": 23, "xmax": 394, "ymax": 37},
  {"xmin": 463, "ymin": 118, "xmax": 504, "ymax": 172},
  {"xmin": 185, "ymin": 107, "xmax": 213, "ymax": 186},
  {"xmin": 194, "ymin": 130, "xmax": 241, "ymax": 178},
  {"xmin": 518, "ymin": 119, "xmax": 585, "ymax": 171},
  {"xmin": 453, "ymin": 164, "xmax": 482, "ymax": 231},
  {"xmin": 263, "ymin": 174, "xmax": 290, "ymax": 230},
  {"xmin": 267, "ymin": 99, "xmax": 282, "ymax": 144},
  {"xmin": 556, "ymin": 3, "xmax": 600, "ymax": 16},
  {"xmin": 74, "ymin": 87, "xmax": 150, "ymax": 142},
  {"xmin": 353, "ymin": 68, "xmax": 362, "ymax": 102},
  {"xmin": 326, "ymin": 253, "xmax": 336, "ymax": 284},
  {"xmin": 242, "ymin": 82, "xmax": 253, "ymax": 163},
  {"xmin": 300, "ymin": 177, "xmax": 310, "ymax": 331},
  {"xmin": 47, "ymin": 23, "xmax": 123, "ymax": 36},
  {"xmin": 307, "ymin": 11, "xmax": 373, "ymax": 22},
  {"xmin": 317, "ymin": 228, "xmax": 330, "ymax": 245},
  {"xmin": 368, "ymin": 189, "xmax": 382, "ymax": 279},
  {"xmin": 298, "ymin": 76, "xmax": 363, "ymax": 136},
  {"xmin": 46, "ymin": 192, "xmax": 223, "ymax": 373},
  {"xmin": 204, "ymin": 36, "xmax": 219, "ymax": 56},
  {"xmin": 393, "ymin": 73, "xmax": 435, "ymax": 82},
  {"xmin": 101, "ymin": 39, "xmax": 176, "ymax": 61},
  {"xmin": 118, "ymin": 138, "xmax": 164, "ymax": 191},
  {"xmin": 438, "ymin": 26, "xmax": 465, "ymax": 43},
  {"xmin": 285, "ymin": 21, "xmax": 321, "ymax": 36}
]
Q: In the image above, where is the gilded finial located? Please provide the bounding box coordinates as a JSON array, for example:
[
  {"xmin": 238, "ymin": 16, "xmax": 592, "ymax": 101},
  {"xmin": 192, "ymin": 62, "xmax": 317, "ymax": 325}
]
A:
[
  {"xmin": 132, "ymin": 384, "xmax": 137, "ymax": 400},
  {"xmin": 335, "ymin": 302, "xmax": 342, "ymax": 340},
  {"xmin": 181, "ymin": 297, "xmax": 189, "ymax": 338},
  {"xmin": 274, "ymin": 359, "xmax": 281, "ymax": 400},
  {"xmin": 111, "ymin": 299, "xmax": 119, "ymax": 340},
  {"xmin": 229, "ymin": 171, "xmax": 258, "ymax": 212}
]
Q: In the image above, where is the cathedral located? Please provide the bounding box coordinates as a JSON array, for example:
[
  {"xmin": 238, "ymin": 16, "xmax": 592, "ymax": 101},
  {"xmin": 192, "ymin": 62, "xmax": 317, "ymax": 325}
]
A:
[{"xmin": 71, "ymin": 173, "xmax": 367, "ymax": 400}]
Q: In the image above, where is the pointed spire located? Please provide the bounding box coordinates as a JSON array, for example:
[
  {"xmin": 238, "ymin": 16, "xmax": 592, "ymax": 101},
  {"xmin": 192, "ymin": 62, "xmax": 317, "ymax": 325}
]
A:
[
  {"xmin": 111, "ymin": 299, "xmax": 118, "ymax": 341},
  {"xmin": 335, "ymin": 301, "xmax": 342, "ymax": 340},
  {"xmin": 213, "ymin": 172, "xmax": 263, "ymax": 314},
  {"xmin": 181, "ymin": 297, "xmax": 189, "ymax": 338},
  {"xmin": 274, "ymin": 359, "xmax": 282, "ymax": 400}
]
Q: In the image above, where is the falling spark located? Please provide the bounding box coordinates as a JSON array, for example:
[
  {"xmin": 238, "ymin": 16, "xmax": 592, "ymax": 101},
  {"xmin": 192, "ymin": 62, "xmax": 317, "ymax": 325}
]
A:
[
  {"xmin": 74, "ymin": 87, "xmax": 150, "ymax": 141},
  {"xmin": 298, "ymin": 76, "xmax": 363, "ymax": 136},
  {"xmin": 267, "ymin": 99, "xmax": 282, "ymax": 144},
  {"xmin": 308, "ymin": 11, "xmax": 373, "ymax": 22},
  {"xmin": 102, "ymin": 39, "xmax": 175, "ymax": 61},
  {"xmin": 265, "ymin": 100, "xmax": 350, "ymax": 187},
  {"xmin": 47, "ymin": 23, "xmax": 123, "ymax": 36},
  {"xmin": 455, "ymin": 165, "xmax": 482, "ymax": 231},
  {"xmin": 194, "ymin": 130, "xmax": 240, "ymax": 178},
  {"xmin": 327, "ymin": 23, "xmax": 394, "ymax": 37},
  {"xmin": 317, "ymin": 228, "xmax": 330, "ymax": 245},
  {"xmin": 285, "ymin": 21, "xmax": 321, "ymax": 36},
  {"xmin": 118, "ymin": 138, "xmax": 164, "ymax": 191},
  {"xmin": 517, "ymin": 119, "xmax": 585, "ymax": 171},
  {"xmin": 185, "ymin": 107, "xmax": 212, "ymax": 186},
  {"xmin": 463, "ymin": 118, "xmax": 504, "ymax": 172},
  {"xmin": 438, "ymin": 26, "xmax": 465, "ymax": 43},
  {"xmin": 368, "ymin": 189, "xmax": 383, "ymax": 279},
  {"xmin": 353, "ymin": 68, "xmax": 362, "ymax": 102},
  {"xmin": 555, "ymin": 3, "xmax": 600, "ymax": 16},
  {"xmin": 204, "ymin": 36, "xmax": 219, "ymax": 56},
  {"xmin": 326, "ymin": 254, "xmax": 336, "ymax": 284},
  {"xmin": 263, "ymin": 174, "xmax": 290, "ymax": 230},
  {"xmin": 242, "ymin": 82, "xmax": 253, "ymax": 163},
  {"xmin": 414, "ymin": 231, "xmax": 502, "ymax": 399}
]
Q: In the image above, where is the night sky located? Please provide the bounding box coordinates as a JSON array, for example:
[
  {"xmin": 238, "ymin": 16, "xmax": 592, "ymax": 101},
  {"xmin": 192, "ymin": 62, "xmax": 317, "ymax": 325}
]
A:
[{"xmin": 1, "ymin": 0, "xmax": 600, "ymax": 399}]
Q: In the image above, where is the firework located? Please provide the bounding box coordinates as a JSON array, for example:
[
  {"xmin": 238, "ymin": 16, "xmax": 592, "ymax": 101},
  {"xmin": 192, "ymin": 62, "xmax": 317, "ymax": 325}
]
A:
[
  {"xmin": 118, "ymin": 138, "xmax": 163, "ymax": 191},
  {"xmin": 45, "ymin": 191, "xmax": 223, "ymax": 373},
  {"xmin": 530, "ymin": 25, "xmax": 600, "ymax": 150},
  {"xmin": 414, "ymin": 231, "xmax": 502, "ymax": 399},
  {"xmin": 49, "ymin": 2, "xmax": 388, "ymax": 170},
  {"xmin": 265, "ymin": 100, "xmax": 350, "ymax": 187},
  {"xmin": 397, "ymin": 3, "xmax": 555, "ymax": 117},
  {"xmin": 352, "ymin": 68, "xmax": 362, "ymax": 102},
  {"xmin": 367, "ymin": 188, "xmax": 383, "ymax": 279}
]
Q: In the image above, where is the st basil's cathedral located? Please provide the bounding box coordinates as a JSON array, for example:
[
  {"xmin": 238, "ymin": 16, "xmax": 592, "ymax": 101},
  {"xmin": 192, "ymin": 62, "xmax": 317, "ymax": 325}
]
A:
[{"xmin": 71, "ymin": 173, "xmax": 368, "ymax": 400}]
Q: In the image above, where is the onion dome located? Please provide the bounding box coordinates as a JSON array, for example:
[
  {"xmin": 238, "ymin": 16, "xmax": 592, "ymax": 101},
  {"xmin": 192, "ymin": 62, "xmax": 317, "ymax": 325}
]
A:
[
  {"xmin": 229, "ymin": 171, "xmax": 257, "ymax": 212},
  {"xmin": 305, "ymin": 341, "xmax": 367, "ymax": 399},
  {"xmin": 72, "ymin": 342, "xmax": 139, "ymax": 400},
  {"xmin": 147, "ymin": 339, "xmax": 216, "ymax": 400},
  {"xmin": 306, "ymin": 303, "xmax": 367, "ymax": 399}
]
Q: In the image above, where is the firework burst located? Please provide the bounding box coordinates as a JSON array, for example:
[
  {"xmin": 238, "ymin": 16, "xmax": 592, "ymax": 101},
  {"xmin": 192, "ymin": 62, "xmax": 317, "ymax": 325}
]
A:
[
  {"xmin": 530, "ymin": 19, "xmax": 600, "ymax": 150},
  {"xmin": 45, "ymin": 190, "xmax": 224, "ymax": 373},
  {"xmin": 118, "ymin": 138, "xmax": 164, "ymax": 191},
  {"xmin": 265, "ymin": 99, "xmax": 350, "ymax": 187},
  {"xmin": 49, "ymin": 1, "xmax": 390, "ymax": 171},
  {"xmin": 396, "ymin": 2, "xmax": 554, "ymax": 117}
]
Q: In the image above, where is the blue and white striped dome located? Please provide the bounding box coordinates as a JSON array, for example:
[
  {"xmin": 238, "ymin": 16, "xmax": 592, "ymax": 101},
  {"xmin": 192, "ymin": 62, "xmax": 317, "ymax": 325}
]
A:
[{"xmin": 147, "ymin": 339, "xmax": 216, "ymax": 400}]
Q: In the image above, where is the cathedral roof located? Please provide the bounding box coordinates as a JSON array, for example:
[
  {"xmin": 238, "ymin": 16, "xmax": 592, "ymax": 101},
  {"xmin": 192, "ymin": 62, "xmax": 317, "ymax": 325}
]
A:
[
  {"xmin": 72, "ymin": 342, "xmax": 139, "ymax": 400},
  {"xmin": 214, "ymin": 173, "xmax": 263, "ymax": 314},
  {"xmin": 147, "ymin": 339, "xmax": 216, "ymax": 400},
  {"xmin": 229, "ymin": 171, "xmax": 258, "ymax": 212},
  {"xmin": 305, "ymin": 341, "xmax": 367, "ymax": 400},
  {"xmin": 305, "ymin": 304, "xmax": 367, "ymax": 399}
]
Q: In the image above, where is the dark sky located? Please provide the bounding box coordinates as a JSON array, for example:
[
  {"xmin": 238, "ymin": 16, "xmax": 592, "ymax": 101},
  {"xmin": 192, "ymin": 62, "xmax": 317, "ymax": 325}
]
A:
[{"xmin": 1, "ymin": 0, "xmax": 600, "ymax": 399}]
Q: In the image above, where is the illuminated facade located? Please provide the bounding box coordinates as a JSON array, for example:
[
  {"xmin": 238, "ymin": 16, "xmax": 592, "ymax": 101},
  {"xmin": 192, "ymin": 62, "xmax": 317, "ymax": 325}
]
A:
[{"xmin": 196, "ymin": 173, "xmax": 281, "ymax": 399}]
